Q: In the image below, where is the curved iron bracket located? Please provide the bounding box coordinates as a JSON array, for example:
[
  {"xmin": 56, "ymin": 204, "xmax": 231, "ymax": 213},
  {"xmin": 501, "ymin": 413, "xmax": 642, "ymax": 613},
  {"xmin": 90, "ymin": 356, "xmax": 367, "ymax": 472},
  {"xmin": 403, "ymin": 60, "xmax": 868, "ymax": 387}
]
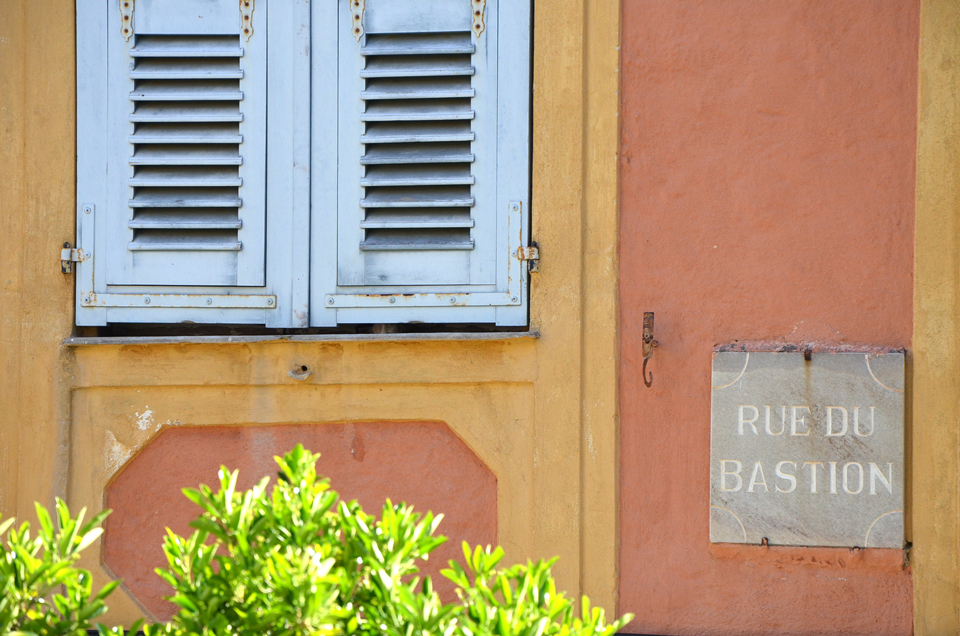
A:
[{"xmin": 642, "ymin": 312, "xmax": 658, "ymax": 388}]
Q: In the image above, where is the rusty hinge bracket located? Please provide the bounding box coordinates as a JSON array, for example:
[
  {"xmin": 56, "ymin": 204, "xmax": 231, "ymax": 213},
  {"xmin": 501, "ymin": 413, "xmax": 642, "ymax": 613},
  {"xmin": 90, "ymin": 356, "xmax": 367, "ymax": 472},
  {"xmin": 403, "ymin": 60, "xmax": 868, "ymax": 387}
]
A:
[
  {"xmin": 351, "ymin": 0, "xmax": 365, "ymax": 42},
  {"xmin": 517, "ymin": 242, "xmax": 539, "ymax": 273},
  {"xmin": 61, "ymin": 242, "xmax": 90, "ymax": 275},
  {"xmin": 471, "ymin": 0, "xmax": 487, "ymax": 37},
  {"xmin": 240, "ymin": 0, "xmax": 254, "ymax": 41},
  {"xmin": 120, "ymin": 0, "xmax": 134, "ymax": 41},
  {"xmin": 642, "ymin": 312, "xmax": 659, "ymax": 388}
]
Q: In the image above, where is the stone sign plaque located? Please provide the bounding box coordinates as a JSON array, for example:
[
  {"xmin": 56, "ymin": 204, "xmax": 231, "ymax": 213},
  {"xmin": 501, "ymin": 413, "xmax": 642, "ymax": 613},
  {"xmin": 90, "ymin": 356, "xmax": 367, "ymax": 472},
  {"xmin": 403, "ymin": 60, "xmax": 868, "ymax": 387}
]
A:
[{"xmin": 710, "ymin": 351, "xmax": 904, "ymax": 548}]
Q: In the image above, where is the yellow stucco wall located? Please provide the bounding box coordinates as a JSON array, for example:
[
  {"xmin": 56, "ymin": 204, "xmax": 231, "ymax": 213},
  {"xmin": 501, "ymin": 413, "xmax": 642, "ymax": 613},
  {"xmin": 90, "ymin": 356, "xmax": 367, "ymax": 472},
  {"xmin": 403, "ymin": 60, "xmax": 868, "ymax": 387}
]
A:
[
  {"xmin": 0, "ymin": 0, "xmax": 623, "ymax": 625},
  {"xmin": 0, "ymin": 0, "xmax": 78, "ymax": 525},
  {"xmin": 914, "ymin": 0, "xmax": 960, "ymax": 633}
]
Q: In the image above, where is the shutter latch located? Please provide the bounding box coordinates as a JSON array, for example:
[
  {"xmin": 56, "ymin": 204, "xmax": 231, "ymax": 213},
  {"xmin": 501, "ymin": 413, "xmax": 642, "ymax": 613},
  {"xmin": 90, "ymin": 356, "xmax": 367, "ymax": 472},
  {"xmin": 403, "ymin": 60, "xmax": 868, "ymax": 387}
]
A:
[
  {"xmin": 517, "ymin": 242, "xmax": 539, "ymax": 273},
  {"xmin": 61, "ymin": 242, "xmax": 90, "ymax": 274}
]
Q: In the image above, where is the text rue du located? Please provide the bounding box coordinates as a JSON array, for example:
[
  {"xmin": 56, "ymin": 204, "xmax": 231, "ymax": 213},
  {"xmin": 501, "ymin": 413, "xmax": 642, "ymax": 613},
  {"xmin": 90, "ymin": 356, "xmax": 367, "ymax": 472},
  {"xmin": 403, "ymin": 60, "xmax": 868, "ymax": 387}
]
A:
[{"xmin": 736, "ymin": 404, "xmax": 876, "ymax": 438}]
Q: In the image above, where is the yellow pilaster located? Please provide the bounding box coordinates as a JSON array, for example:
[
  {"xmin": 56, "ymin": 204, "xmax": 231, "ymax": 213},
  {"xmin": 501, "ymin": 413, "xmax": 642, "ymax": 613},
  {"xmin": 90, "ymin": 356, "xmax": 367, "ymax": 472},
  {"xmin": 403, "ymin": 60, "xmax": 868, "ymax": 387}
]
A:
[
  {"xmin": 0, "ymin": 0, "xmax": 77, "ymax": 521},
  {"xmin": 581, "ymin": 0, "xmax": 622, "ymax": 613},
  {"xmin": 914, "ymin": 0, "xmax": 960, "ymax": 632}
]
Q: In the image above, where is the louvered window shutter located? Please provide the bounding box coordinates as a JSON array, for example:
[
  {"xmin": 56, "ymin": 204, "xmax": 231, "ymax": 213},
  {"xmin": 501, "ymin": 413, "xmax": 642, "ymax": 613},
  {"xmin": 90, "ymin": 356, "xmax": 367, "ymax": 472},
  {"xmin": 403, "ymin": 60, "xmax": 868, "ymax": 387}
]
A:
[
  {"xmin": 108, "ymin": 0, "xmax": 266, "ymax": 287},
  {"xmin": 315, "ymin": 0, "xmax": 532, "ymax": 326},
  {"xmin": 76, "ymin": 0, "xmax": 310, "ymax": 326}
]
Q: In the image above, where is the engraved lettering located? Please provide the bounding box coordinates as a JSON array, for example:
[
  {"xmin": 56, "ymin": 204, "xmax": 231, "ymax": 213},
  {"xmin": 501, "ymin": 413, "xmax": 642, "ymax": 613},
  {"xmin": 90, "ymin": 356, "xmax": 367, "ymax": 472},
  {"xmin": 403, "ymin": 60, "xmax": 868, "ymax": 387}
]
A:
[
  {"xmin": 854, "ymin": 406, "xmax": 875, "ymax": 437},
  {"xmin": 710, "ymin": 352, "xmax": 905, "ymax": 547},
  {"xmin": 825, "ymin": 406, "xmax": 848, "ymax": 437},
  {"xmin": 803, "ymin": 461, "xmax": 824, "ymax": 494},
  {"xmin": 790, "ymin": 406, "xmax": 812, "ymax": 436},
  {"xmin": 747, "ymin": 461, "xmax": 768, "ymax": 493},
  {"xmin": 843, "ymin": 462, "xmax": 864, "ymax": 495},
  {"xmin": 764, "ymin": 405, "xmax": 786, "ymax": 435},
  {"xmin": 738, "ymin": 405, "xmax": 760, "ymax": 435},
  {"xmin": 719, "ymin": 460, "xmax": 743, "ymax": 492},
  {"xmin": 775, "ymin": 461, "xmax": 797, "ymax": 493},
  {"xmin": 869, "ymin": 462, "xmax": 893, "ymax": 495}
]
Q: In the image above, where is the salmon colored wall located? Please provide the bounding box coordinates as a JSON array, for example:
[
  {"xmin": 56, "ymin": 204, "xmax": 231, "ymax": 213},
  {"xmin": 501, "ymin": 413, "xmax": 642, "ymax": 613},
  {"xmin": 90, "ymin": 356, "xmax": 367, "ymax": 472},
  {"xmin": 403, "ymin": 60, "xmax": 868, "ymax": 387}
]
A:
[
  {"xmin": 619, "ymin": 2, "xmax": 918, "ymax": 635},
  {"xmin": 103, "ymin": 423, "xmax": 496, "ymax": 620}
]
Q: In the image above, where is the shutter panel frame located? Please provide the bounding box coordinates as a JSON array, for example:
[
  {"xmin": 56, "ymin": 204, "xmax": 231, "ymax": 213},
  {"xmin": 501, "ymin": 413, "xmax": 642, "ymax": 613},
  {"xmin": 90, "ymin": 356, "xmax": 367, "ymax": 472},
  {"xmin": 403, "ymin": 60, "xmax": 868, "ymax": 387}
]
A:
[
  {"xmin": 336, "ymin": 0, "xmax": 499, "ymax": 289},
  {"xmin": 75, "ymin": 0, "xmax": 310, "ymax": 327},
  {"xmin": 104, "ymin": 3, "xmax": 268, "ymax": 288},
  {"xmin": 314, "ymin": 0, "xmax": 531, "ymax": 327}
]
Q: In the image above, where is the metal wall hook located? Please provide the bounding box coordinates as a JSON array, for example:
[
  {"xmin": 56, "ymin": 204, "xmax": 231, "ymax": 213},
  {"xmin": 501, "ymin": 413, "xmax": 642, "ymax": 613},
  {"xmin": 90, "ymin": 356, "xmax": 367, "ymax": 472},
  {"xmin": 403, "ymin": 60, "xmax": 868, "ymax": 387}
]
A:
[{"xmin": 642, "ymin": 312, "xmax": 658, "ymax": 388}]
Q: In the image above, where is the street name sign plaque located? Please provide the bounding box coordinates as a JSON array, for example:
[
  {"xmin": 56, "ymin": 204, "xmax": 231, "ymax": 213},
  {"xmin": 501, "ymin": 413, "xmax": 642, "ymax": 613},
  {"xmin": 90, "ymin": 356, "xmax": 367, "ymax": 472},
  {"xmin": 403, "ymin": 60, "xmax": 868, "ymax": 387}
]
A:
[{"xmin": 710, "ymin": 351, "xmax": 904, "ymax": 548}]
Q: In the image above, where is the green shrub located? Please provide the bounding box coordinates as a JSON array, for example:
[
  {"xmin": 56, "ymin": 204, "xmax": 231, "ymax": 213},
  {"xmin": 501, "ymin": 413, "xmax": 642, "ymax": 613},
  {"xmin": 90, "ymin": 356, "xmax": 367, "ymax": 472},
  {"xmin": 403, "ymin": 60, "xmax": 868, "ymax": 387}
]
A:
[
  {"xmin": 0, "ymin": 445, "xmax": 632, "ymax": 636},
  {"xmin": 0, "ymin": 499, "xmax": 137, "ymax": 636},
  {"xmin": 147, "ymin": 444, "xmax": 632, "ymax": 636}
]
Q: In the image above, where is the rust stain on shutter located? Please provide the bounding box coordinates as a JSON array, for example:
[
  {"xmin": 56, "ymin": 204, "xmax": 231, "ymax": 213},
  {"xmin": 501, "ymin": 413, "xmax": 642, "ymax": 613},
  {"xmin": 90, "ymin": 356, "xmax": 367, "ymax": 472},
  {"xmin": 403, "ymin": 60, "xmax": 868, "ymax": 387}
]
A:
[
  {"xmin": 120, "ymin": 0, "xmax": 134, "ymax": 41},
  {"xmin": 240, "ymin": 0, "xmax": 255, "ymax": 41},
  {"xmin": 471, "ymin": 0, "xmax": 486, "ymax": 37},
  {"xmin": 352, "ymin": 0, "xmax": 365, "ymax": 42}
]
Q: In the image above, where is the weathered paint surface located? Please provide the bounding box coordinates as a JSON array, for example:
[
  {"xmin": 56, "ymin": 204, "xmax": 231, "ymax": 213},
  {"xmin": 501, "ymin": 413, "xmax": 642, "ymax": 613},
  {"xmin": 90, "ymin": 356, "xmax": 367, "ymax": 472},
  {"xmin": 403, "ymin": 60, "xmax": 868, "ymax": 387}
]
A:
[
  {"xmin": 0, "ymin": 0, "xmax": 622, "ymax": 626},
  {"xmin": 104, "ymin": 423, "xmax": 497, "ymax": 620},
  {"xmin": 913, "ymin": 0, "xmax": 960, "ymax": 633},
  {"xmin": 0, "ymin": 0, "xmax": 76, "ymax": 523},
  {"xmin": 619, "ymin": 2, "xmax": 918, "ymax": 634},
  {"xmin": 11, "ymin": 0, "xmax": 958, "ymax": 629}
]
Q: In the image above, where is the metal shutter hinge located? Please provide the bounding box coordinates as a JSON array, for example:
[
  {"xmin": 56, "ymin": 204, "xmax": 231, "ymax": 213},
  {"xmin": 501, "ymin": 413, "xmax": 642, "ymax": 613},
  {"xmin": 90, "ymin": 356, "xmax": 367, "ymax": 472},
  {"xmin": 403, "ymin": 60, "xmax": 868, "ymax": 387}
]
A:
[
  {"xmin": 471, "ymin": 0, "xmax": 486, "ymax": 36},
  {"xmin": 120, "ymin": 0, "xmax": 134, "ymax": 41},
  {"xmin": 61, "ymin": 242, "xmax": 90, "ymax": 274},
  {"xmin": 517, "ymin": 242, "xmax": 539, "ymax": 273},
  {"xmin": 352, "ymin": 0, "xmax": 365, "ymax": 42},
  {"xmin": 240, "ymin": 0, "xmax": 254, "ymax": 41}
]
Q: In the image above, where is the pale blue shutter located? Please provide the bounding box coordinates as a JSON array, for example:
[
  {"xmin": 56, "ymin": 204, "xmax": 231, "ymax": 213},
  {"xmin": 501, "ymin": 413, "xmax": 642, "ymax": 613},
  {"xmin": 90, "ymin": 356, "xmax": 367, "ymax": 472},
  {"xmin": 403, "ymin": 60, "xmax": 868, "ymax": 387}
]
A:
[
  {"xmin": 76, "ymin": 0, "xmax": 310, "ymax": 326},
  {"xmin": 314, "ymin": 0, "xmax": 532, "ymax": 326},
  {"xmin": 106, "ymin": 0, "xmax": 266, "ymax": 287}
]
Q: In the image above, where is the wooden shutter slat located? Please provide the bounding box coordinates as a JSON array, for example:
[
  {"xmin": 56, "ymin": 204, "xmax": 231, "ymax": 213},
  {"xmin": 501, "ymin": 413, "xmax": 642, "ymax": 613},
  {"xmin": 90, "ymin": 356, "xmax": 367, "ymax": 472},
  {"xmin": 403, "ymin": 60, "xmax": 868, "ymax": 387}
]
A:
[
  {"xmin": 129, "ymin": 188, "xmax": 241, "ymax": 207},
  {"xmin": 360, "ymin": 33, "xmax": 475, "ymax": 56},
  {"xmin": 128, "ymin": 211, "xmax": 242, "ymax": 229},
  {"xmin": 128, "ymin": 166, "xmax": 243, "ymax": 187},
  {"xmin": 361, "ymin": 164, "xmax": 475, "ymax": 187},
  {"xmin": 361, "ymin": 143, "xmax": 474, "ymax": 165},
  {"xmin": 360, "ymin": 212, "xmax": 474, "ymax": 229}
]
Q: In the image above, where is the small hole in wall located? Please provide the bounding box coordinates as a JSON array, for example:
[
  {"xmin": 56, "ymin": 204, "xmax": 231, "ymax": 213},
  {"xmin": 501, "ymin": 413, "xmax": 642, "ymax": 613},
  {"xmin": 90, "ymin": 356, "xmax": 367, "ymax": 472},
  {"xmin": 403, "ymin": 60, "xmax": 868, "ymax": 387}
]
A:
[{"xmin": 288, "ymin": 364, "xmax": 313, "ymax": 381}]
